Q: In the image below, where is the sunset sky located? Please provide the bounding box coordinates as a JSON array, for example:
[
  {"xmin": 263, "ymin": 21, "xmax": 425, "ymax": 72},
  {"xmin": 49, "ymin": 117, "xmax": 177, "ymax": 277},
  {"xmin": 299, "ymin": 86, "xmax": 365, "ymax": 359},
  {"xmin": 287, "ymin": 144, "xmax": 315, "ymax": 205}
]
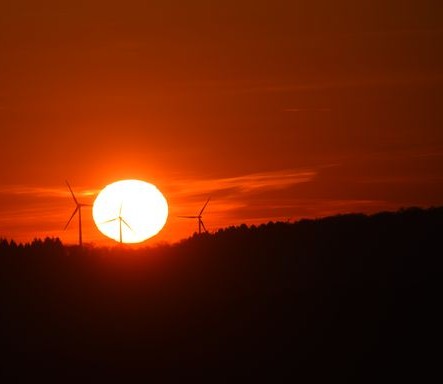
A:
[{"xmin": 1, "ymin": 0, "xmax": 442, "ymax": 246}]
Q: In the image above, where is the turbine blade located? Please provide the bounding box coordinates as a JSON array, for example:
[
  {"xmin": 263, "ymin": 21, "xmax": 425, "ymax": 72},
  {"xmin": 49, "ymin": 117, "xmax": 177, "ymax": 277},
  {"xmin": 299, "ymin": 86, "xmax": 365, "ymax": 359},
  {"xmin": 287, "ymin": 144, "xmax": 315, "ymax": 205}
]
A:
[
  {"xmin": 101, "ymin": 217, "xmax": 118, "ymax": 224},
  {"xmin": 65, "ymin": 180, "xmax": 78, "ymax": 205},
  {"xmin": 119, "ymin": 202, "xmax": 123, "ymax": 217},
  {"xmin": 200, "ymin": 219, "xmax": 208, "ymax": 233},
  {"xmin": 199, "ymin": 197, "xmax": 211, "ymax": 216},
  {"xmin": 64, "ymin": 207, "xmax": 79, "ymax": 230},
  {"xmin": 121, "ymin": 218, "xmax": 134, "ymax": 232},
  {"xmin": 178, "ymin": 216, "xmax": 199, "ymax": 219}
]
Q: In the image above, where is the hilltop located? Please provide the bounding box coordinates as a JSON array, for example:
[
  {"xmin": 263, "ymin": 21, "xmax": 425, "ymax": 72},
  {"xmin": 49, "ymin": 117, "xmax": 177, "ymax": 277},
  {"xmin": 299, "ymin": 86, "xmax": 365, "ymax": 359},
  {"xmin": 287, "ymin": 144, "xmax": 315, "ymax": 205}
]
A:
[{"xmin": 1, "ymin": 207, "xmax": 441, "ymax": 382}]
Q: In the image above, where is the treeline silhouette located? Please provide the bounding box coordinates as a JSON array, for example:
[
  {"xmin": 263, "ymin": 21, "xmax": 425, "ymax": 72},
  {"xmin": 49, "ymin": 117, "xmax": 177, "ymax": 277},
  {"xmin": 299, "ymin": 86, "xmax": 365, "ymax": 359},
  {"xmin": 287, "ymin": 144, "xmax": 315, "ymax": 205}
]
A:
[{"xmin": 1, "ymin": 207, "xmax": 441, "ymax": 382}]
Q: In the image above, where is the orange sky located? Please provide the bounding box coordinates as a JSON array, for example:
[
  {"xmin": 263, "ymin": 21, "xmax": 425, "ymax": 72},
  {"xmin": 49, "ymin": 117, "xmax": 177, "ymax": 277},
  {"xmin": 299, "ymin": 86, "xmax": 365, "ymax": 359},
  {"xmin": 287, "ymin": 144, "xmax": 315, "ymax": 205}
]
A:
[{"xmin": 1, "ymin": 0, "xmax": 442, "ymax": 246}]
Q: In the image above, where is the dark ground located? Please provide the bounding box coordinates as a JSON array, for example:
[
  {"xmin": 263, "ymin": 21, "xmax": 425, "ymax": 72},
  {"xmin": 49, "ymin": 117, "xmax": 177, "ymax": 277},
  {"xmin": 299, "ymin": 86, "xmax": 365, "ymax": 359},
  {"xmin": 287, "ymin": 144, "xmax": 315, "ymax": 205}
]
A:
[{"xmin": 1, "ymin": 207, "xmax": 441, "ymax": 382}]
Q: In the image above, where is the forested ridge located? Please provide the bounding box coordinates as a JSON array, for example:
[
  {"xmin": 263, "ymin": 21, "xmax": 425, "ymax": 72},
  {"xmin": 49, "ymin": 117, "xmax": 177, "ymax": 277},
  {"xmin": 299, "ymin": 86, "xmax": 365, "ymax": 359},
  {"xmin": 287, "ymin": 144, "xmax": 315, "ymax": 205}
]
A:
[{"xmin": 1, "ymin": 207, "xmax": 441, "ymax": 382}]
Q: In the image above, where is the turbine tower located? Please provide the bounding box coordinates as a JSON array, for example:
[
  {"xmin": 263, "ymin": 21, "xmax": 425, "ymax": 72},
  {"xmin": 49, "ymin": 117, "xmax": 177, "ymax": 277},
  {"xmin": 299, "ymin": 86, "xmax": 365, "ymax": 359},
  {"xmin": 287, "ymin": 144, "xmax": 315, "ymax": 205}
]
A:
[
  {"xmin": 102, "ymin": 203, "xmax": 134, "ymax": 243},
  {"xmin": 64, "ymin": 180, "xmax": 92, "ymax": 247},
  {"xmin": 179, "ymin": 197, "xmax": 210, "ymax": 235}
]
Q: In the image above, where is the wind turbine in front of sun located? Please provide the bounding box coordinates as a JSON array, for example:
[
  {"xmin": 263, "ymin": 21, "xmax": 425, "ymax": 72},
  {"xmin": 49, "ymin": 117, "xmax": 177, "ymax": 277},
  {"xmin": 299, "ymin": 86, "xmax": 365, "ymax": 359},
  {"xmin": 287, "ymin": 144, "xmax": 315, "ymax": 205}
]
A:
[{"xmin": 101, "ymin": 203, "xmax": 134, "ymax": 244}]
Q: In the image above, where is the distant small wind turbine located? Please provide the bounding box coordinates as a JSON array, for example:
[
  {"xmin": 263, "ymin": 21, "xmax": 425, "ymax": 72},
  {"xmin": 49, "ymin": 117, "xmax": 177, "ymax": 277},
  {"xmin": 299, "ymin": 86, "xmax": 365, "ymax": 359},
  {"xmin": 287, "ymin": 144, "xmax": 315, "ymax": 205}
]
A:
[
  {"xmin": 101, "ymin": 203, "xmax": 134, "ymax": 244},
  {"xmin": 64, "ymin": 180, "xmax": 92, "ymax": 247},
  {"xmin": 179, "ymin": 197, "xmax": 211, "ymax": 234}
]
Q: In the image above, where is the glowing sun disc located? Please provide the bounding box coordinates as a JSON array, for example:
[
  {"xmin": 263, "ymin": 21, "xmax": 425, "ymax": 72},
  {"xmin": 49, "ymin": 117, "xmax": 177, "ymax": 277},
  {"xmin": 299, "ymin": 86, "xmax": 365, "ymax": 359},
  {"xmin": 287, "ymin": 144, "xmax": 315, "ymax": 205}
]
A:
[{"xmin": 93, "ymin": 180, "xmax": 168, "ymax": 244}]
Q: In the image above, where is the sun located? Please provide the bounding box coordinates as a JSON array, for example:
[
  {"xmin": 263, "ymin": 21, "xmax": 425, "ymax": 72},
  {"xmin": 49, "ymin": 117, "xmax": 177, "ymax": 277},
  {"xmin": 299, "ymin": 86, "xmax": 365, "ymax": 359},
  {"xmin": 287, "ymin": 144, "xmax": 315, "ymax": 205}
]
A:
[{"xmin": 92, "ymin": 180, "xmax": 168, "ymax": 244}]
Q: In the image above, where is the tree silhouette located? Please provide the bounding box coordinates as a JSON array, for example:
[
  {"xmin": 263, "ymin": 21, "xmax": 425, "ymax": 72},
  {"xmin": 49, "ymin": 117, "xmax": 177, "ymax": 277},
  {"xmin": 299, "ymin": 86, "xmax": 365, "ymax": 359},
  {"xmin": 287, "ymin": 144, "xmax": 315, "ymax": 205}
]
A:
[{"xmin": 0, "ymin": 207, "xmax": 441, "ymax": 381}]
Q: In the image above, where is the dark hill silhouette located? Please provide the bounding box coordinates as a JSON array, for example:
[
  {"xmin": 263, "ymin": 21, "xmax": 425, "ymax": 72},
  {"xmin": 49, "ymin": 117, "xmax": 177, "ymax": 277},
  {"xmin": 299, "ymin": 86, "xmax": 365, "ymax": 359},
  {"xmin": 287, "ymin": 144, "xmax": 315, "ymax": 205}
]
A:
[{"xmin": 1, "ymin": 207, "xmax": 441, "ymax": 382}]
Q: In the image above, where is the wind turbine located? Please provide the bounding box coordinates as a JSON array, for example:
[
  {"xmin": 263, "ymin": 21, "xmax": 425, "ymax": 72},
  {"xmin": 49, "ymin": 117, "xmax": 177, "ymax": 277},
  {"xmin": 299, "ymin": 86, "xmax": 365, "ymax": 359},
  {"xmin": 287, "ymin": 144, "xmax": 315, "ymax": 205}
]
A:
[
  {"xmin": 64, "ymin": 180, "xmax": 92, "ymax": 247},
  {"xmin": 179, "ymin": 197, "xmax": 210, "ymax": 234},
  {"xmin": 101, "ymin": 203, "xmax": 134, "ymax": 244}
]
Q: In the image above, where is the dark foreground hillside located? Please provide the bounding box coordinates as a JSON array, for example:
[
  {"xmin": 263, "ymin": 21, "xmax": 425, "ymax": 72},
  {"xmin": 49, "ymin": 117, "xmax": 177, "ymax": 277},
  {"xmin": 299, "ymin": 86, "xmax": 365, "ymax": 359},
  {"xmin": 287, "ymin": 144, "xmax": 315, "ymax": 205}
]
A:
[{"xmin": 1, "ymin": 207, "xmax": 441, "ymax": 382}]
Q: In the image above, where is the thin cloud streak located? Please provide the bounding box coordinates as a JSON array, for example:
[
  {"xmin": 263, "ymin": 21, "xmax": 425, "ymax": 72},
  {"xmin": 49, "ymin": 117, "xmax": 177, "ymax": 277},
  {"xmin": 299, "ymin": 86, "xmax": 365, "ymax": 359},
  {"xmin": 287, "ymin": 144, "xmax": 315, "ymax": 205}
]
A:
[
  {"xmin": 0, "ymin": 185, "xmax": 99, "ymax": 199},
  {"xmin": 284, "ymin": 108, "xmax": 332, "ymax": 113},
  {"xmin": 169, "ymin": 169, "xmax": 317, "ymax": 199},
  {"xmin": 232, "ymin": 73, "xmax": 443, "ymax": 95}
]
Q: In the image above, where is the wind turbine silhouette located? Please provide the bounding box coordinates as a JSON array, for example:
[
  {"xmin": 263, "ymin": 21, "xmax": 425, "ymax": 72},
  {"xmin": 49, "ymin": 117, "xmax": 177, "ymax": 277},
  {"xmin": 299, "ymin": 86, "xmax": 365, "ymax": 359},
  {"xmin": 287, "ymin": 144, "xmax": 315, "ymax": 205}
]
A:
[
  {"xmin": 179, "ymin": 197, "xmax": 210, "ymax": 234},
  {"xmin": 101, "ymin": 203, "xmax": 134, "ymax": 244},
  {"xmin": 64, "ymin": 180, "xmax": 92, "ymax": 247}
]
